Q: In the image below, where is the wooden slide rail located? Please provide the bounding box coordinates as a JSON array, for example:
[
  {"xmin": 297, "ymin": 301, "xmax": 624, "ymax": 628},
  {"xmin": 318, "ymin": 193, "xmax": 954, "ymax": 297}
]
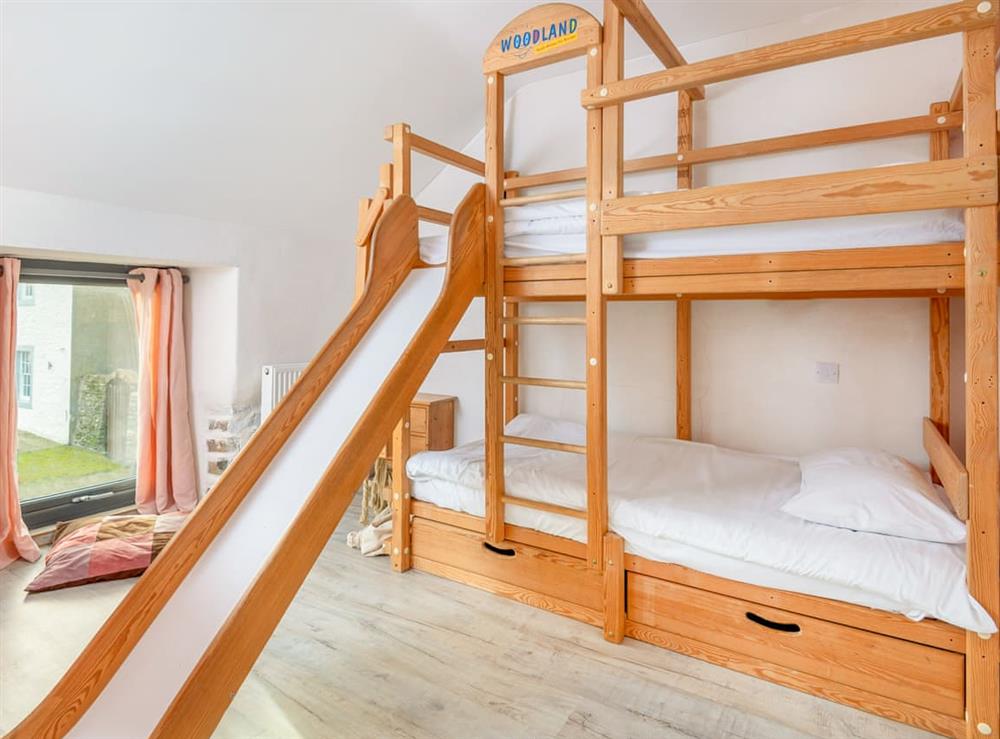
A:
[{"xmin": 12, "ymin": 185, "xmax": 486, "ymax": 739}]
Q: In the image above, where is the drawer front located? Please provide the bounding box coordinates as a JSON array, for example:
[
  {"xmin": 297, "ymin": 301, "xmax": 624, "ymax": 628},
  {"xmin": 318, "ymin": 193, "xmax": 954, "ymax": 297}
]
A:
[
  {"xmin": 628, "ymin": 574, "xmax": 963, "ymax": 717},
  {"xmin": 410, "ymin": 433, "xmax": 428, "ymax": 454},
  {"xmin": 411, "ymin": 518, "xmax": 602, "ymax": 611},
  {"xmin": 410, "ymin": 406, "xmax": 429, "ymax": 435}
]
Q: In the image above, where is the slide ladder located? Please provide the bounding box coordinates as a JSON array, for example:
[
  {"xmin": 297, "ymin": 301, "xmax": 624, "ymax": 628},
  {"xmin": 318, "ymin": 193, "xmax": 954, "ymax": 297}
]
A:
[{"xmin": 9, "ymin": 184, "xmax": 486, "ymax": 739}]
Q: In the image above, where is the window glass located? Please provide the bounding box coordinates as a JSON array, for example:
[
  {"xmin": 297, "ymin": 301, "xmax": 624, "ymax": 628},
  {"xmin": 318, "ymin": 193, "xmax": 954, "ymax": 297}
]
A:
[{"xmin": 15, "ymin": 282, "xmax": 139, "ymax": 503}]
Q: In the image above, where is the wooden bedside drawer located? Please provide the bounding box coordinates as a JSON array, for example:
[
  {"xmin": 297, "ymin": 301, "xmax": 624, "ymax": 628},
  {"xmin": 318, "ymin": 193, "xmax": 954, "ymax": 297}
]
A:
[
  {"xmin": 627, "ymin": 574, "xmax": 964, "ymax": 719},
  {"xmin": 410, "ymin": 406, "xmax": 429, "ymax": 435}
]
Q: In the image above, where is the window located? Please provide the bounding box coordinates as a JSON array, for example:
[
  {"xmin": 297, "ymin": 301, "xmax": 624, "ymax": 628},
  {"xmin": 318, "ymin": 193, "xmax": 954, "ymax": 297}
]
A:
[
  {"xmin": 17, "ymin": 284, "xmax": 34, "ymax": 305},
  {"xmin": 15, "ymin": 348, "xmax": 33, "ymax": 408},
  {"xmin": 16, "ymin": 264, "xmax": 140, "ymax": 528}
]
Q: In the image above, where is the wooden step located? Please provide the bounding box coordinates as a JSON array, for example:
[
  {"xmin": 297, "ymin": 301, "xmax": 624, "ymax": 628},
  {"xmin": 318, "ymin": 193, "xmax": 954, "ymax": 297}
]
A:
[
  {"xmin": 500, "ymin": 188, "xmax": 585, "ymax": 207},
  {"xmin": 502, "ymin": 316, "xmax": 586, "ymax": 325},
  {"xmin": 500, "ymin": 434, "xmax": 586, "ymax": 454},
  {"xmin": 501, "ymin": 375, "xmax": 586, "ymax": 390},
  {"xmin": 501, "ymin": 254, "xmax": 586, "ymax": 267}
]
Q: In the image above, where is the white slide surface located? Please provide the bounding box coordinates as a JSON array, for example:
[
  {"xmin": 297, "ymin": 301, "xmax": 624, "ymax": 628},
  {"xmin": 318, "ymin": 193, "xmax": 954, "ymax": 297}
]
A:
[{"xmin": 69, "ymin": 267, "xmax": 447, "ymax": 738}]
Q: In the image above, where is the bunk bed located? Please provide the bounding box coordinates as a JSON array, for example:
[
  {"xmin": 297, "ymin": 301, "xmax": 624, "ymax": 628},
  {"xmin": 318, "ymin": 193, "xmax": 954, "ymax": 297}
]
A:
[
  {"xmin": 10, "ymin": 2, "xmax": 997, "ymax": 737},
  {"xmin": 352, "ymin": 2, "xmax": 1000, "ymax": 737}
]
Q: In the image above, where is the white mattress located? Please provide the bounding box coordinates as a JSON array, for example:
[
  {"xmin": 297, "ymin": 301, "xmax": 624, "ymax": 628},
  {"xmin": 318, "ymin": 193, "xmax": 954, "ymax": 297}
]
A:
[
  {"xmin": 418, "ymin": 196, "xmax": 964, "ymax": 264},
  {"xmin": 406, "ymin": 414, "xmax": 995, "ymax": 633}
]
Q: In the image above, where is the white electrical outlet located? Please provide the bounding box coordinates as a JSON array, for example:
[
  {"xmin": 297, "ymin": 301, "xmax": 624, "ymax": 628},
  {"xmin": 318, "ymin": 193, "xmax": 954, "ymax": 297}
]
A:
[{"xmin": 815, "ymin": 361, "xmax": 840, "ymax": 384}]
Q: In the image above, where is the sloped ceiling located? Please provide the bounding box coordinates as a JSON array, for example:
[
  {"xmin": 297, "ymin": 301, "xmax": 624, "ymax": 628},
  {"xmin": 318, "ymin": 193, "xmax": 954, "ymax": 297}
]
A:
[{"xmin": 3, "ymin": 0, "xmax": 877, "ymax": 242}]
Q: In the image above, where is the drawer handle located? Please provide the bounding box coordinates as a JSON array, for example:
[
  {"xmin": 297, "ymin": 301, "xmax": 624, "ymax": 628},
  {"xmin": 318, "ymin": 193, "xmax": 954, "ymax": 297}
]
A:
[
  {"xmin": 745, "ymin": 611, "xmax": 801, "ymax": 633},
  {"xmin": 483, "ymin": 542, "xmax": 516, "ymax": 557}
]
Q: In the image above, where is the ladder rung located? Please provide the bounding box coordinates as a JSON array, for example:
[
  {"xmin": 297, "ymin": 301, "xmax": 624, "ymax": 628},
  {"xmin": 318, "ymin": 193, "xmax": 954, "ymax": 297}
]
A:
[
  {"xmin": 502, "ymin": 495, "xmax": 586, "ymax": 520},
  {"xmin": 502, "ymin": 254, "xmax": 586, "ymax": 267},
  {"xmin": 500, "ymin": 434, "xmax": 586, "ymax": 454},
  {"xmin": 500, "ymin": 188, "xmax": 585, "ymax": 207},
  {"xmin": 503, "ymin": 316, "xmax": 586, "ymax": 326},
  {"xmin": 501, "ymin": 375, "xmax": 586, "ymax": 390}
]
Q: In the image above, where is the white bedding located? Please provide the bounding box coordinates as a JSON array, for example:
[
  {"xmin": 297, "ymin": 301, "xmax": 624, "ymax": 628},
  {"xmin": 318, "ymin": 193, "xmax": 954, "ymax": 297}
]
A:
[
  {"xmin": 418, "ymin": 197, "xmax": 964, "ymax": 264},
  {"xmin": 406, "ymin": 414, "xmax": 995, "ymax": 633}
]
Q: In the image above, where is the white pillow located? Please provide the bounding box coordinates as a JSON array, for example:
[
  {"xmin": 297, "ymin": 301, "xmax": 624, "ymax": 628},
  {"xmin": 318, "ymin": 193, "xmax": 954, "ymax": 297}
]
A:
[{"xmin": 782, "ymin": 447, "xmax": 966, "ymax": 543}]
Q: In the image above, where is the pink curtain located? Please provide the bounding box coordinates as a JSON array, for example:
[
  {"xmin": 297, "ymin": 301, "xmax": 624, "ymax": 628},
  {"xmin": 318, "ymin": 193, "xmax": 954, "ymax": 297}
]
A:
[
  {"xmin": 1, "ymin": 258, "xmax": 41, "ymax": 569},
  {"xmin": 129, "ymin": 268, "xmax": 198, "ymax": 514}
]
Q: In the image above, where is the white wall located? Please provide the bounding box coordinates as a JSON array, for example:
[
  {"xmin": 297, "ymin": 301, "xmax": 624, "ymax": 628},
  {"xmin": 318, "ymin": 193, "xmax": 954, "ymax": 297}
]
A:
[
  {"xmin": 1, "ymin": 187, "xmax": 351, "ymax": 491},
  {"xmin": 417, "ymin": 1, "xmax": 970, "ymax": 464}
]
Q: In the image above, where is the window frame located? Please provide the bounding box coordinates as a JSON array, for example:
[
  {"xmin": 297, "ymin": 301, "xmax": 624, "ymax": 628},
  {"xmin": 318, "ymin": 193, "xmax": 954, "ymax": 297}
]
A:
[
  {"xmin": 15, "ymin": 346, "xmax": 33, "ymax": 409},
  {"xmin": 16, "ymin": 260, "xmax": 142, "ymax": 529}
]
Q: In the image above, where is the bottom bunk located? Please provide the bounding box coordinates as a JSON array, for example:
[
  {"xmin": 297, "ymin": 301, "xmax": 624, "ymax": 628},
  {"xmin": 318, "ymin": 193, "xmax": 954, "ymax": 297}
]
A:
[{"xmin": 396, "ymin": 415, "xmax": 993, "ymax": 737}]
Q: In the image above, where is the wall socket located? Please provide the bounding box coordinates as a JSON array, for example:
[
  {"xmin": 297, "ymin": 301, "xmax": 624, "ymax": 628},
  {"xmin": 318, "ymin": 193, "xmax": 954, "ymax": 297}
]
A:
[{"xmin": 815, "ymin": 361, "xmax": 840, "ymax": 384}]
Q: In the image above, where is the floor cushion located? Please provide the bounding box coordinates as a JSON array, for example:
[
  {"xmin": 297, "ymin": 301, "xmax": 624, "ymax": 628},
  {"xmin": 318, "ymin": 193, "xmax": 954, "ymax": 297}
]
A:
[{"xmin": 25, "ymin": 512, "xmax": 187, "ymax": 593}]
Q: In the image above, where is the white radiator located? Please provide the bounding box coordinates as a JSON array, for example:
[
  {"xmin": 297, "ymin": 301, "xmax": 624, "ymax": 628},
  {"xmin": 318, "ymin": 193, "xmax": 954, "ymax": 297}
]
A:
[{"xmin": 260, "ymin": 363, "xmax": 307, "ymax": 419}]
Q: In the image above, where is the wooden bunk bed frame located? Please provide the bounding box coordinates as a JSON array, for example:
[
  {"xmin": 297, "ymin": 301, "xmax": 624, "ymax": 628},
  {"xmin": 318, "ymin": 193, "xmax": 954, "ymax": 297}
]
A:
[{"xmin": 354, "ymin": 2, "xmax": 1000, "ymax": 737}]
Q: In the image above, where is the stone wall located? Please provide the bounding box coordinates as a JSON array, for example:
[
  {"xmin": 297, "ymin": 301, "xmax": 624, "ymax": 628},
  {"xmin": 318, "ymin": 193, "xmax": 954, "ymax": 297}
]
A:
[
  {"xmin": 204, "ymin": 405, "xmax": 258, "ymax": 489},
  {"xmin": 71, "ymin": 369, "xmax": 137, "ymax": 464}
]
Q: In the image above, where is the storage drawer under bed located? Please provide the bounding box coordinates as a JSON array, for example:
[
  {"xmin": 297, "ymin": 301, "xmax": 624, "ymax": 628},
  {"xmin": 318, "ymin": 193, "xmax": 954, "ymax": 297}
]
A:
[
  {"xmin": 626, "ymin": 573, "xmax": 965, "ymax": 720},
  {"xmin": 410, "ymin": 517, "xmax": 603, "ymax": 616}
]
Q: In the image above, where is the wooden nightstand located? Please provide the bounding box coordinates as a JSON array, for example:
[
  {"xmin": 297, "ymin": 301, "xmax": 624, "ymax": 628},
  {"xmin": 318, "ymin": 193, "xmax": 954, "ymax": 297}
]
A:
[{"xmin": 380, "ymin": 393, "xmax": 456, "ymax": 460}]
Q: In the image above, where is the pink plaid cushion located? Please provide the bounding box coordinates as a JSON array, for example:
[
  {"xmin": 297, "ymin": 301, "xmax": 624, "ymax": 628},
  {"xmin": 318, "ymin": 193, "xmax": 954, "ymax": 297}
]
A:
[{"xmin": 25, "ymin": 512, "xmax": 186, "ymax": 593}]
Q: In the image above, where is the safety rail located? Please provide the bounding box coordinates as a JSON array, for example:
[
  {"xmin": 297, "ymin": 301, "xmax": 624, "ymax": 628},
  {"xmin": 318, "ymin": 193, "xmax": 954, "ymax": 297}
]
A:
[{"xmin": 503, "ymin": 110, "xmax": 963, "ymax": 192}]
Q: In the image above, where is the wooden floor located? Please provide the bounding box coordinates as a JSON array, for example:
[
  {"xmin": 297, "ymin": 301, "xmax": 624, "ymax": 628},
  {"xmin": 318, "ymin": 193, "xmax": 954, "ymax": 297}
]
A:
[{"xmin": 1, "ymin": 496, "xmax": 937, "ymax": 739}]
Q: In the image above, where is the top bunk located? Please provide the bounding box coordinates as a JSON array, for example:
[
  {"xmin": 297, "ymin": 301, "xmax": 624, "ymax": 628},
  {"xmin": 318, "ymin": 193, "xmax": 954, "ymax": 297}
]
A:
[{"xmin": 395, "ymin": 0, "xmax": 999, "ymax": 301}]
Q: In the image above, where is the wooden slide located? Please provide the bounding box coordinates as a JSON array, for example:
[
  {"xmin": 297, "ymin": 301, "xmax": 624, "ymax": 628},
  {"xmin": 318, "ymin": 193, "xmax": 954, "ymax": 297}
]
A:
[{"xmin": 9, "ymin": 185, "xmax": 486, "ymax": 739}]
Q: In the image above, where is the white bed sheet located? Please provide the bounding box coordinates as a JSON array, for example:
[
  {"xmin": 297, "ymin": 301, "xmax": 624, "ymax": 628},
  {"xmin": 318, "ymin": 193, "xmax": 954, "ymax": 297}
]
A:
[
  {"xmin": 407, "ymin": 414, "xmax": 995, "ymax": 633},
  {"xmin": 418, "ymin": 197, "xmax": 964, "ymax": 264}
]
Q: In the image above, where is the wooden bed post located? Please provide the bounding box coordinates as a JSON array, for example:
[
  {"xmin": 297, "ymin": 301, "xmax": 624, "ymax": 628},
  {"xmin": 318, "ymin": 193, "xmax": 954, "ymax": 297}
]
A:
[
  {"xmin": 391, "ymin": 124, "xmax": 411, "ymax": 198},
  {"xmin": 390, "ymin": 417, "xmax": 412, "ymax": 572},
  {"xmin": 929, "ymin": 102, "xmax": 950, "ymax": 446},
  {"xmin": 584, "ymin": 5, "xmax": 610, "ymax": 572},
  {"xmin": 603, "ymin": 532, "xmax": 625, "ymax": 642},
  {"xmin": 677, "ymin": 90, "xmax": 693, "ymax": 190},
  {"xmin": 484, "ymin": 71, "xmax": 507, "ymax": 545},
  {"xmin": 929, "ymin": 296, "xmax": 950, "ymax": 437},
  {"xmin": 504, "ymin": 300, "xmax": 519, "ymax": 423},
  {"xmin": 962, "ymin": 25, "xmax": 999, "ymax": 739},
  {"xmin": 676, "ymin": 298, "xmax": 692, "ymax": 440},
  {"xmin": 602, "ymin": 0, "xmax": 624, "ymax": 296}
]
